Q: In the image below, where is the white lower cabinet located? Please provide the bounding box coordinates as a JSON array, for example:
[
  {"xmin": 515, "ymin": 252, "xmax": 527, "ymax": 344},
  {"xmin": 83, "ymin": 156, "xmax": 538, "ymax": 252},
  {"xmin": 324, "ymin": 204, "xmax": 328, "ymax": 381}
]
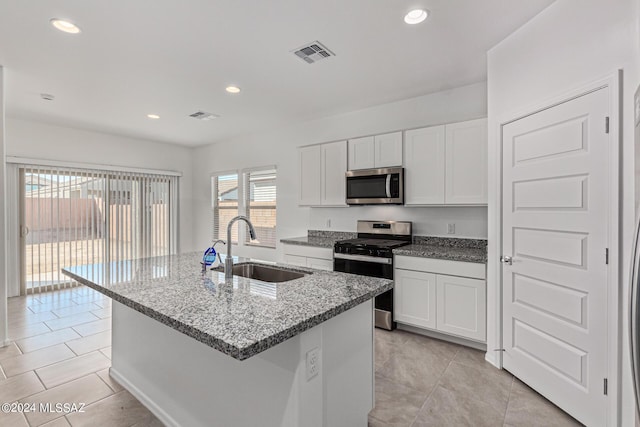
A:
[
  {"xmin": 394, "ymin": 269, "xmax": 436, "ymax": 329},
  {"xmin": 436, "ymin": 275, "xmax": 486, "ymax": 341},
  {"xmin": 282, "ymin": 244, "xmax": 333, "ymax": 271},
  {"xmin": 283, "ymin": 254, "xmax": 308, "ymax": 268},
  {"xmin": 394, "ymin": 256, "xmax": 486, "ymax": 342},
  {"xmin": 306, "ymin": 257, "xmax": 333, "ymax": 271}
]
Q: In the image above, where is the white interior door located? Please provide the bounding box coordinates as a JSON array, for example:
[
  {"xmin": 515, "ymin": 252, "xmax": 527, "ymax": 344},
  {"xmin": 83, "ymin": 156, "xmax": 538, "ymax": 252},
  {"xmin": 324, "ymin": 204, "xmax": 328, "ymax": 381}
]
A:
[{"xmin": 502, "ymin": 88, "xmax": 609, "ymax": 426}]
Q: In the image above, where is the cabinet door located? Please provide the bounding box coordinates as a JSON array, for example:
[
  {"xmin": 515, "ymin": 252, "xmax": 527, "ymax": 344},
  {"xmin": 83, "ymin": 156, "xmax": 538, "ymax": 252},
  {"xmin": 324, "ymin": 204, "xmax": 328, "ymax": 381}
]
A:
[
  {"xmin": 394, "ymin": 268, "xmax": 436, "ymax": 329},
  {"xmin": 321, "ymin": 141, "xmax": 348, "ymax": 206},
  {"xmin": 298, "ymin": 145, "xmax": 321, "ymax": 206},
  {"xmin": 445, "ymin": 118, "xmax": 488, "ymax": 204},
  {"xmin": 374, "ymin": 132, "xmax": 403, "ymax": 167},
  {"xmin": 348, "ymin": 136, "xmax": 375, "ymax": 170},
  {"xmin": 436, "ymin": 274, "xmax": 486, "ymax": 341},
  {"xmin": 403, "ymin": 126, "xmax": 446, "ymax": 205},
  {"xmin": 284, "ymin": 254, "xmax": 308, "ymax": 268},
  {"xmin": 306, "ymin": 257, "xmax": 333, "ymax": 271}
]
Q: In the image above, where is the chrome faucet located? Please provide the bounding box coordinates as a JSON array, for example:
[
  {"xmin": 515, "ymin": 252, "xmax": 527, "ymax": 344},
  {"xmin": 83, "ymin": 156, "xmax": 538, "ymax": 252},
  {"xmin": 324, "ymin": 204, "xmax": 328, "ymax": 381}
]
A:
[{"xmin": 225, "ymin": 216, "xmax": 257, "ymax": 279}]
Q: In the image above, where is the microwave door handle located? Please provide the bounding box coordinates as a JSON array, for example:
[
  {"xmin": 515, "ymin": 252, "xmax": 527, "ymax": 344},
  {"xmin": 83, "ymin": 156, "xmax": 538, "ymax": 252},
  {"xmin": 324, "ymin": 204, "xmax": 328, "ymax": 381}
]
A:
[{"xmin": 385, "ymin": 174, "xmax": 391, "ymax": 198}]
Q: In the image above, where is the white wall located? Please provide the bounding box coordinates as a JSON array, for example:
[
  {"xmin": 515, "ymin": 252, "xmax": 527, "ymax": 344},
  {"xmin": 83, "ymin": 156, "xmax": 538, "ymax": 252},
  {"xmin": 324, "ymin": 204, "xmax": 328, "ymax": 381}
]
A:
[
  {"xmin": 5, "ymin": 118, "xmax": 195, "ymax": 254},
  {"xmin": 192, "ymin": 81, "xmax": 488, "ymax": 261},
  {"xmin": 0, "ymin": 67, "xmax": 8, "ymax": 344},
  {"xmin": 487, "ymin": 0, "xmax": 640, "ymax": 424}
]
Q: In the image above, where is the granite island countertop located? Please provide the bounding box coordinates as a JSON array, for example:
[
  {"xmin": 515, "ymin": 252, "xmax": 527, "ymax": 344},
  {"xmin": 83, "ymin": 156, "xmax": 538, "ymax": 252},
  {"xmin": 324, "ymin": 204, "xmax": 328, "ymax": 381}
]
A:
[{"xmin": 61, "ymin": 252, "xmax": 392, "ymax": 361}]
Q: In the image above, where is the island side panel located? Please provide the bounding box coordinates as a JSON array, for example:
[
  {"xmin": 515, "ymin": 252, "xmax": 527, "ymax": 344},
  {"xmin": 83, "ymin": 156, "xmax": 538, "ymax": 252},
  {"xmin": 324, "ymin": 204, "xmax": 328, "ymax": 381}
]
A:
[
  {"xmin": 109, "ymin": 299, "xmax": 374, "ymax": 427},
  {"xmin": 322, "ymin": 298, "xmax": 374, "ymax": 426}
]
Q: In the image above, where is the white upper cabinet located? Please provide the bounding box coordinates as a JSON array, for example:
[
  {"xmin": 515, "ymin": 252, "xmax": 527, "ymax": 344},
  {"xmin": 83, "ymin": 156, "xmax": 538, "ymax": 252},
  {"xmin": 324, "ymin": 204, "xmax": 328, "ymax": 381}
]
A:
[
  {"xmin": 321, "ymin": 141, "xmax": 348, "ymax": 206},
  {"xmin": 404, "ymin": 125, "xmax": 446, "ymax": 205},
  {"xmin": 404, "ymin": 118, "xmax": 487, "ymax": 206},
  {"xmin": 348, "ymin": 136, "xmax": 375, "ymax": 170},
  {"xmin": 445, "ymin": 118, "xmax": 488, "ymax": 204},
  {"xmin": 374, "ymin": 132, "xmax": 403, "ymax": 168},
  {"xmin": 299, "ymin": 145, "xmax": 321, "ymax": 206},
  {"xmin": 348, "ymin": 131, "xmax": 403, "ymax": 170},
  {"xmin": 299, "ymin": 141, "xmax": 347, "ymax": 206}
]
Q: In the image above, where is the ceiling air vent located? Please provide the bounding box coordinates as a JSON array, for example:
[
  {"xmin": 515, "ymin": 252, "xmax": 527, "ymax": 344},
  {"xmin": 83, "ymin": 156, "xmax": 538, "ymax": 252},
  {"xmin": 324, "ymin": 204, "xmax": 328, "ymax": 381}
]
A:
[
  {"xmin": 292, "ymin": 41, "xmax": 335, "ymax": 64},
  {"xmin": 189, "ymin": 111, "xmax": 219, "ymax": 121}
]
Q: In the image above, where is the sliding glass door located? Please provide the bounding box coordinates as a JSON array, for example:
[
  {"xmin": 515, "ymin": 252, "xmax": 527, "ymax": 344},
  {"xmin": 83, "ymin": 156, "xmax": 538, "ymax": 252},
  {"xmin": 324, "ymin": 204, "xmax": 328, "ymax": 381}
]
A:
[{"xmin": 20, "ymin": 166, "xmax": 178, "ymax": 294}]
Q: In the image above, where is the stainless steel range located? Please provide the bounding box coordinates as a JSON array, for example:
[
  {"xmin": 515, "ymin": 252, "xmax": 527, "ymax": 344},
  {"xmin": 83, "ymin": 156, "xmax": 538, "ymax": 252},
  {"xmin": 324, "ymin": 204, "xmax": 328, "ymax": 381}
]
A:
[{"xmin": 333, "ymin": 220, "xmax": 412, "ymax": 330}]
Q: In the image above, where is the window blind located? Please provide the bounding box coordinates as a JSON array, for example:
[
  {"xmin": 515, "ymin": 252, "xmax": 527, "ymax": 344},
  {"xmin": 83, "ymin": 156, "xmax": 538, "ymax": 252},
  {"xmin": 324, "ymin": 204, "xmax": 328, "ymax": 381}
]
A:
[
  {"xmin": 212, "ymin": 173, "xmax": 239, "ymax": 244},
  {"xmin": 244, "ymin": 168, "xmax": 277, "ymax": 248},
  {"xmin": 21, "ymin": 166, "xmax": 178, "ymax": 294}
]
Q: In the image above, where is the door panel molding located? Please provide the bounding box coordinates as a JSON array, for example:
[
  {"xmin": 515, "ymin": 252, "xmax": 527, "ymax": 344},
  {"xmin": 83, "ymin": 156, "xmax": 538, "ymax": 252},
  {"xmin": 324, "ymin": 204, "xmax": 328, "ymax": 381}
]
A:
[{"xmin": 488, "ymin": 71, "xmax": 621, "ymax": 427}]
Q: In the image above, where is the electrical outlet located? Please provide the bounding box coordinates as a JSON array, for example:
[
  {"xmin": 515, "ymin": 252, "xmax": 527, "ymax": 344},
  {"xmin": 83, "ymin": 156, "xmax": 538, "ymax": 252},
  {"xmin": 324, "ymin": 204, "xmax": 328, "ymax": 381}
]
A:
[
  {"xmin": 326, "ymin": 219, "xmax": 331, "ymax": 228},
  {"xmin": 306, "ymin": 347, "xmax": 320, "ymax": 381},
  {"xmin": 447, "ymin": 223, "xmax": 456, "ymax": 234}
]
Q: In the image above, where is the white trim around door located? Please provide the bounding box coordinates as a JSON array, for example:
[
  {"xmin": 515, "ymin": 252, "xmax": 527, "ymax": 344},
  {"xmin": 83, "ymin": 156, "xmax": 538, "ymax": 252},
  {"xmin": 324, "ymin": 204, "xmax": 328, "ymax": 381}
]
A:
[{"xmin": 487, "ymin": 70, "xmax": 621, "ymax": 426}]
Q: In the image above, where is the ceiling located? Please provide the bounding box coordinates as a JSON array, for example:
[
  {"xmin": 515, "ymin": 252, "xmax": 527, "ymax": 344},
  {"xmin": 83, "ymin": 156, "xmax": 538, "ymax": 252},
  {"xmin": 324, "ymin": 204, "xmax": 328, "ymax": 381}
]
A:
[{"xmin": 0, "ymin": 0, "xmax": 555, "ymax": 147}]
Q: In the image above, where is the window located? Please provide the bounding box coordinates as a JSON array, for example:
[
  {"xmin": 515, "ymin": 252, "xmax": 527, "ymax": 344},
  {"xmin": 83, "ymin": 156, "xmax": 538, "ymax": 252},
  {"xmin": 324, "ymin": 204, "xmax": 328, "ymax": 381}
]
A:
[
  {"xmin": 21, "ymin": 166, "xmax": 178, "ymax": 294},
  {"xmin": 244, "ymin": 168, "xmax": 277, "ymax": 248},
  {"xmin": 212, "ymin": 167, "xmax": 277, "ymax": 249},
  {"xmin": 212, "ymin": 173, "xmax": 239, "ymax": 244}
]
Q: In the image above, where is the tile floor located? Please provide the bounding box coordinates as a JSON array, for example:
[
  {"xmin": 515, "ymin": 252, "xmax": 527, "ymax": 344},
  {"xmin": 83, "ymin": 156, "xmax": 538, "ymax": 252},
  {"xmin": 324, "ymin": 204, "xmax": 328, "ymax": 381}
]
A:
[
  {"xmin": 370, "ymin": 328, "xmax": 583, "ymax": 427},
  {"xmin": 2, "ymin": 286, "xmax": 162, "ymax": 427},
  {"xmin": 3, "ymin": 286, "xmax": 582, "ymax": 427}
]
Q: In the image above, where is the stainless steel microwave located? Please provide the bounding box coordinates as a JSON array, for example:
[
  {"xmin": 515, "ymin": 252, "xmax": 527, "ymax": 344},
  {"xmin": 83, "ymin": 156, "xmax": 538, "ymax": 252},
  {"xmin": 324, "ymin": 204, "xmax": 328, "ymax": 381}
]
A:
[{"xmin": 345, "ymin": 167, "xmax": 404, "ymax": 205}]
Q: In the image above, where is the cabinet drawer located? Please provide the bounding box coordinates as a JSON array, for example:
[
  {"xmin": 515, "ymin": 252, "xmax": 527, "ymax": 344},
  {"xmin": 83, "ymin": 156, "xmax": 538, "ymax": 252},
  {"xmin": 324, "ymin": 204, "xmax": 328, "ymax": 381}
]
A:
[
  {"xmin": 284, "ymin": 254, "xmax": 307, "ymax": 267},
  {"xmin": 395, "ymin": 256, "xmax": 485, "ymax": 280},
  {"xmin": 307, "ymin": 257, "xmax": 333, "ymax": 271},
  {"xmin": 282, "ymin": 244, "xmax": 333, "ymax": 260}
]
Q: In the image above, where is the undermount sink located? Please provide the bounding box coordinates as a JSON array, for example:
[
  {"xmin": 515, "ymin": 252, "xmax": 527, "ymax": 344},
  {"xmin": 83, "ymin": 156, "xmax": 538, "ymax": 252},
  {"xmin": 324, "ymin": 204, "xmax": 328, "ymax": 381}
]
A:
[{"xmin": 231, "ymin": 263, "xmax": 308, "ymax": 283}]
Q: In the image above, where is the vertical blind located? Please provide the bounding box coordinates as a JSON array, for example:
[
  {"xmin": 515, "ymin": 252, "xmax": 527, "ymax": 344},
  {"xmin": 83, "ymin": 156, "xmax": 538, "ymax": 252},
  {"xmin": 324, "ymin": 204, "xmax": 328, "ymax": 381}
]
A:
[{"xmin": 21, "ymin": 166, "xmax": 178, "ymax": 294}]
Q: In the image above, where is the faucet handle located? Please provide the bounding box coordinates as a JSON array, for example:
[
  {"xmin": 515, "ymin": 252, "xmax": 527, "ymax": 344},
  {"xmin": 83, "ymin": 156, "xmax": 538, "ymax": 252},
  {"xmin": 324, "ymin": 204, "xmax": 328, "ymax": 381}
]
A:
[{"xmin": 213, "ymin": 239, "xmax": 226, "ymax": 247}]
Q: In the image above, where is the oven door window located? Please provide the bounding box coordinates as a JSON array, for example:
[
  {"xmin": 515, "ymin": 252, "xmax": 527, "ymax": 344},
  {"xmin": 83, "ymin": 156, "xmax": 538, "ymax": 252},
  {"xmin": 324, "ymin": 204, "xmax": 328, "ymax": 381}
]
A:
[{"xmin": 346, "ymin": 175, "xmax": 388, "ymax": 199}]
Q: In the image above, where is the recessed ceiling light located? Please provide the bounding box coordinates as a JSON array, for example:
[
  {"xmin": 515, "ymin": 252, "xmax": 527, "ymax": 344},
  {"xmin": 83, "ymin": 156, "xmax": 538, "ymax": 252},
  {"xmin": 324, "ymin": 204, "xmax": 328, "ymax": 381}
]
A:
[
  {"xmin": 147, "ymin": 114, "xmax": 160, "ymax": 119},
  {"xmin": 50, "ymin": 18, "xmax": 81, "ymax": 34},
  {"xmin": 404, "ymin": 9, "xmax": 429, "ymax": 25},
  {"xmin": 225, "ymin": 86, "xmax": 241, "ymax": 94}
]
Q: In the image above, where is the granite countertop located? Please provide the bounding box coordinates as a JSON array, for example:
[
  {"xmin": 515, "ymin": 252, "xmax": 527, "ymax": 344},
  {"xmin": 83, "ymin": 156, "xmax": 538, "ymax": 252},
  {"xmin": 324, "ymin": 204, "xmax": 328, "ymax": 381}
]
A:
[
  {"xmin": 61, "ymin": 252, "xmax": 391, "ymax": 361},
  {"xmin": 279, "ymin": 236, "xmax": 339, "ymax": 248},
  {"xmin": 393, "ymin": 237, "xmax": 488, "ymax": 264},
  {"xmin": 280, "ymin": 230, "xmax": 355, "ymax": 249}
]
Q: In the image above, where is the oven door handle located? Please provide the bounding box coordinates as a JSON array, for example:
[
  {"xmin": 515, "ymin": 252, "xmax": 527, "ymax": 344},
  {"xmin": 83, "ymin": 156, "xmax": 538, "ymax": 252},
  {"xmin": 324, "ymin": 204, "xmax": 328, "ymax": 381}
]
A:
[
  {"xmin": 385, "ymin": 174, "xmax": 392, "ymax": 198},
  {"xmin": 334, "ymin": 253, "xmax": 392, "ymax": 264}
]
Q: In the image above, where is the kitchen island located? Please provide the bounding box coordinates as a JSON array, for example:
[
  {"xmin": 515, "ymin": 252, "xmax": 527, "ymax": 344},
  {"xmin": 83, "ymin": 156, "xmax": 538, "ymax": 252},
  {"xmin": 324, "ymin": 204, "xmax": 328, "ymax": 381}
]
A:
[{"xmin": 62, "ymin": 252, "xmax": 392, "ymax": 427}]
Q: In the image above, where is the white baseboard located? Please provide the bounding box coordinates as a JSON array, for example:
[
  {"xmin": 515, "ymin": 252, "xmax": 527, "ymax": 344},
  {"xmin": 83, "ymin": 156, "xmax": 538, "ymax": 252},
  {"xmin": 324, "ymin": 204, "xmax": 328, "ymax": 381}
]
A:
[
  {"xmin": 396, "ymin": 323, "xmax": 487, "ymax": 351},
  {"xmin": 484, "ymin": 349, "xmax": 501, "ymax": 369},
  {"xmin": 109, "ymin": 368, "xmax": 180, "ymax": 427}
]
